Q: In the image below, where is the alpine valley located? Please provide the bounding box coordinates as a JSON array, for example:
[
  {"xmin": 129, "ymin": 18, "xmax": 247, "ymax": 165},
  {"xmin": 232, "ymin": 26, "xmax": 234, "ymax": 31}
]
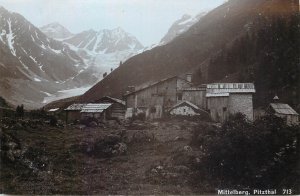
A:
[{"xmin": 0, "ymin": 6, "xmax": 144, "ymax": 108}]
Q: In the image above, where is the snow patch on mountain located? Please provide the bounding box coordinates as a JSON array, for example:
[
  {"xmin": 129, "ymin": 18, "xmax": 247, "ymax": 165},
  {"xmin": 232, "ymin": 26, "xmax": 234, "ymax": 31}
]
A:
[
  {"xmin": 160, "ymin": 12, "xmax": 207, "ymax": 45},
  {"xmin": 40, "ymin": 22, "xmax": 74, "ymax": 40},
  {"xmin": 6, "ymin": 18, "xmax": 16, "ymax": 56}
]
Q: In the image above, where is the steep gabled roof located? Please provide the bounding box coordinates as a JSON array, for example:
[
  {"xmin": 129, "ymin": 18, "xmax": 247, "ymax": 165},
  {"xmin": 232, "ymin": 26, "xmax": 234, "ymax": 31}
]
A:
[
  {"xmin": 124, "ymin": 75, "xmax": 192, "ymax": 96},
  {"xmin": 96, "ymin": 96, "xmax": 125, "ymax": 105},
  {"xmin": 269, "ymin": 103, "xmax": 299, "ymax": 115}
]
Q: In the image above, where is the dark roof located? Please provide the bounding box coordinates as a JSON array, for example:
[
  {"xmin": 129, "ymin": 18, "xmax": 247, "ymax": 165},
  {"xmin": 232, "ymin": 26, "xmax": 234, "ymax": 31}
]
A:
[
  {"xmin": 270, "ymin": 103, "xmax": 299, "ymax": 115},
  {"xmin": 96, "ymin": 96, "xmax": 125, "ymax": 105},
  {"xmin": 64, "ymin": 104, "xmax": 86, "ymax": 111},
  {"xmin": 124, "ymin": 76, "xmax": 191, "ymax": 96},
  {"xmin": 0, "ymin": 106, "xmax": 14, "ymax": 111}
]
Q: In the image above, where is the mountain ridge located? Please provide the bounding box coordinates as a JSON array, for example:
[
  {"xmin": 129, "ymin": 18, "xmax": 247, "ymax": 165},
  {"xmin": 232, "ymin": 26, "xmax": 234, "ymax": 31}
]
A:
[
  {"xmin": 79, "ymin": 0, "xmax": 298, "ymax": 107},
  {"xmin": 0, "ymin": 6, "xmax": 98, "ymax": 108}
]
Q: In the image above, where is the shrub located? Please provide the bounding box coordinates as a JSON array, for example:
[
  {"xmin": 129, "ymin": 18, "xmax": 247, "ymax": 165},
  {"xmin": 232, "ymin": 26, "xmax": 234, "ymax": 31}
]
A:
[
  {"xmin": 49, "ymin": 116, "xmax": 58, "ymax": 127},
  {"xmin": 133, "ymin": 112, "xmax": 146, "ymax": 121},
  {"xmin": 192, "ymin": 113, "xmax": 300, "ymax": 191}
]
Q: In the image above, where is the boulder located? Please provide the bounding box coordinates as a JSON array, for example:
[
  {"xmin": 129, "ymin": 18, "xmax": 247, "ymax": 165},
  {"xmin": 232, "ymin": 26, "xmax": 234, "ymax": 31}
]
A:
[{"xmin": 88, "ymin": 121, "xmax": 98, "ymax": 127}]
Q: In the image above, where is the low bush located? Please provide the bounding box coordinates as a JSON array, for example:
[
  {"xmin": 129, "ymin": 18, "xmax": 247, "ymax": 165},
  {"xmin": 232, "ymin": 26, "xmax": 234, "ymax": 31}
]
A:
[{"xmin": 192, "ymin": 113, "xmax": 300, "ymax": 191}]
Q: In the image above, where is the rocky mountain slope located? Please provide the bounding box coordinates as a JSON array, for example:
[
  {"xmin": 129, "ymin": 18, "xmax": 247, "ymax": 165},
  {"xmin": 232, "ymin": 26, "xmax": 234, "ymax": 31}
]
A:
[
  {"xmin": 160, "ymin": 12, "xmax": 206, "ymax": 45},
  {"xmin": 64, "ymin": 27, "xmax": 143, "ymax": 53},
  {"xmin": 40, "ymin": 22, "xmax": 74, "ymax": 40},
  {"xmin": 62, "ymin": 27, "xmax": 144, "ymax": 75},
  {"xmin": 40, "ymin": 24, "xmax": 145, "ymax": 78},
  {"xmin": 80, "ymin": 0, "xmax": 298, "ymax": 106},
  {"xmin": 0, "ymin": 6, "xmax": 98, "ymax": 108}
]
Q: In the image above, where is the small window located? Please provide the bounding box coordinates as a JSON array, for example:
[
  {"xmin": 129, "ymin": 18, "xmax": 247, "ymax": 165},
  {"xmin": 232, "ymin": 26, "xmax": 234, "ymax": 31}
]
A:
[
  {"xmin": 177, "ymin": 93, "xmax": 183, "ymax": 101},
  {"xmin": 223, "ymin": 107, "xmax": 227, "ymax": 112},
  {"xmin": 150, "ymin": 107, "xmax": 156, "ymax": 113},
  {"xmin": 183, "ymin": 109, "xmax": 186, "ymax": 112}
]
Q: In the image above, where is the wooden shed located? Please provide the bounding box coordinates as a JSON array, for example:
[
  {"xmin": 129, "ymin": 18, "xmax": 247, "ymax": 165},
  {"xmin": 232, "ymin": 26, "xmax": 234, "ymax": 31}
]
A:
[
  {"xmin": 80, "ymin": 103, "xmax": 112, "ymax": 121},
  {"xmin": 267, "ymin": 103, "xmax": 299, "ymax": 126},
  {"xmin": 95, "ymin": 96, "xmax": 126, "ymax": 120},
  {"xmin": 64, "ymin": 104, "xmax": 86, "ymax": 123}
]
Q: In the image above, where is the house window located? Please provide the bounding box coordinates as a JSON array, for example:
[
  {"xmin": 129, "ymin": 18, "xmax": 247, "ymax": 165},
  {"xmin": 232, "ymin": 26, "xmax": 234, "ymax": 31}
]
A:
[
  {"xmin": 150, "ymin": 106, "xmax": 156, "ymax": 113},
  {"xmin": 223, "ymin": 107, "xmax": 227, "ymax": 112},
  {"xmin": 177, "ymin": 93, "xmax": 183, "ymax": 101},
  {"xmin": 183, "ymin": 109, "xmax": 186, "ymax": 112}
]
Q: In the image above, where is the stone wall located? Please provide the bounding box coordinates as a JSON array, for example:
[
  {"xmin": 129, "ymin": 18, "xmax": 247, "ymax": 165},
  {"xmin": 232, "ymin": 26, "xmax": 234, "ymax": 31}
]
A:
[{"xmin": 228, "ymin": 93, "xmax": 254, "ymax": 121}]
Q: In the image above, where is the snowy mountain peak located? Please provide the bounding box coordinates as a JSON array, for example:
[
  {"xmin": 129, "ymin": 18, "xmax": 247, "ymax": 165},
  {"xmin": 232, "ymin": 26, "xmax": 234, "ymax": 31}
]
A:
[
  {"xmin": 40, "ymin": 22, "xmax": 74, "ymax": 40},
  {"xmin": 160, "ymin": 12, "xmax": 207, "ymax": 45},
  {"xmin": 64, "ymin": 27, "xmax": 144, "ymax": 54},
  {"xmin": 181, "ymin": 14, "xmax": 192, "ymax": 20}
]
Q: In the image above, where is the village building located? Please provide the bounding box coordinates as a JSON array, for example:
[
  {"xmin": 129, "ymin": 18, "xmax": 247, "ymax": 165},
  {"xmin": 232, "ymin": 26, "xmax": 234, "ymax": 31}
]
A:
[
  {"xmin": 124, "ymin": 75, "xmax": 192, "ymax": 119},
  {"xmin": 94, "ymin": 96, "xmax": 126, "ymax": 120},
  {"xmin": 206, "ymin": 83, "xmax": 255, "ymax": 123},
  {"xmin": 80, "ymin": 103, "xmax": 112, "ymax": 121},
  {"xmin": 181, "ymin": 84, "xmax": 207, "ymax": 109},
  {"xmin": 64, "ymin": 104, "xmax": 87, "ymax": 123},
  {"xmin": 267, "ymin": 98, "xmax": 299, "ymax": 126},
  {"xmin": 169, "ymin": 100, "xmax": 209, "ymax": 117}
]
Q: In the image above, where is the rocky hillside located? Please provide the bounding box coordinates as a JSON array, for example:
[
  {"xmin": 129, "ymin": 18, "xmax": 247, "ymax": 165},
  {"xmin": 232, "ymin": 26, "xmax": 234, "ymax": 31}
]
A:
[
  {"xmin": 80, "ymin": 0, "xmax": 298, "ymax": 105},
  {"xmin": 40, "ymin": 22, "xmax": 74, "ymax": 40},
  {"xmin": 62, "ymin": 27, "xmax": 144, "ymax": 75},
  {"xmin": 0, "ymin": 6, "xmax": 98, "ymax": 108},
  {"xmin": 160, "ymin": 12, "xmax": 206, "ymax": 45},
  {"xmin": 64, "ymin": 27, "xmax": 143, "ymax": 53}
]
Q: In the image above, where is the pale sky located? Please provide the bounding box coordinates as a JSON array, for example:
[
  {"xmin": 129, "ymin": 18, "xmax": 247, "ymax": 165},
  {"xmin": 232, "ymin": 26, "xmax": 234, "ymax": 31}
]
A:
[{"xmin": 0, "ymin": 0, "xmax": 225, "ymax": 46}]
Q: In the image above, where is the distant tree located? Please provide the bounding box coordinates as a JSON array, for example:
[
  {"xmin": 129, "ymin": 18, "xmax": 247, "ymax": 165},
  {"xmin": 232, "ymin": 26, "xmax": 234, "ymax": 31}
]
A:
[
  {"xmin": 111, "ymin": 68, "xmax": 113, "ymax": 72},
  {"xmin": 119, "ymin": 61, "xmax": 123, "ymax": 66},
  {"xmin": 16, "ymin": 104, "xmax": 24, "ymax": 118}
]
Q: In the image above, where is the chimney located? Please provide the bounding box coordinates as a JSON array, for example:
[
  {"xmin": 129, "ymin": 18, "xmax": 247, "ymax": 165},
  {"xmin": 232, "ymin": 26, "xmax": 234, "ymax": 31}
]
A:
[
  {"xmin": 186, "ymin": 73, "xmax": 192, "ymax": 83},
  {"xmin": 127, "ymin": 86, "xmax": 135, "ymax": 93},
  {"xmin": 273, "ymin": 95, "xmax": 279, "ymax": 103}
]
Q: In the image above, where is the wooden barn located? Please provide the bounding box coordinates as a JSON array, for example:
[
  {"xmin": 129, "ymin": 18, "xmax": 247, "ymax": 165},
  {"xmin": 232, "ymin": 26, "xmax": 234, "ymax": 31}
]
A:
[
  {"xmin": 206, "ymin": 83, "xmax": 255, "ymax": 123},
  {"xmin": 267, "ymin": 103, "xmax": 299, "ymax": 126},
  {"xmin": 169, "ymin": 101, "xmax": 209, "ymax": 117},
  {"xmin": 64, "ymin": 104, "xmax": 86, "ymax": 123},
  {"xmin": 80, "ymin": 103, "xmax": 112, "ymax": 121},
  {"xmin": 181, "ymin": 85, "xmax": 207, "ymax": 109},
  {"xmin": 124, "ymin": 75, "xmax": 192, "ymax": 119},
  {"xmin": 95, "ymin": 96, "xmax": 126, "ymax": 120}
]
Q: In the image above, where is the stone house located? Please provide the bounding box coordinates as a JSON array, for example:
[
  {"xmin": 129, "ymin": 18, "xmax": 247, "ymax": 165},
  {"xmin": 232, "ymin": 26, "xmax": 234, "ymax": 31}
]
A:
[
  {"xmin": 206, "ymin": 83, "xmax": 255, "ymax": 123},
  {"xmin": 124, "ymin": 75, "xmax": 192, "ymax": 119}
]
